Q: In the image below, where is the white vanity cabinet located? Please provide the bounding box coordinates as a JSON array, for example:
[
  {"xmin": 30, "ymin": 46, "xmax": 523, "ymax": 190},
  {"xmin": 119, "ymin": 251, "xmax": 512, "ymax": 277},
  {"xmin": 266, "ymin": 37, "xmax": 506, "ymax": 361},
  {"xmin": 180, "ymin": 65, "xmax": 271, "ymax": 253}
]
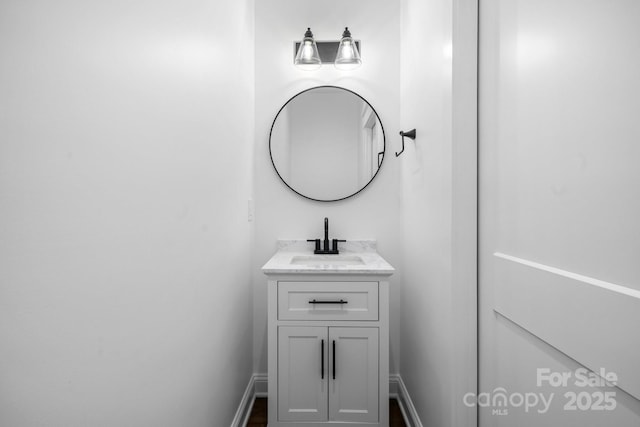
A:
[
  {"xmin": 266, "ymin": 276, "xmax": 391, "ymax": 427},
  {"xmin": 262, "ymin": 241, "xmax": 394, "ymax": 427}
]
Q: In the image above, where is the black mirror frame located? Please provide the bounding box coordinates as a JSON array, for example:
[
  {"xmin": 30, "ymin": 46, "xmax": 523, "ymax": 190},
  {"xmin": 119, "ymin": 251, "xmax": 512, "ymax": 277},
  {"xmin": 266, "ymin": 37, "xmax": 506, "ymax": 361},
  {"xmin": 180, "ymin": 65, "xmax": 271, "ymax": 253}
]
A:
[{"xmin": 268, "ymin": 85, "xmax": 386, "ymax": 202}]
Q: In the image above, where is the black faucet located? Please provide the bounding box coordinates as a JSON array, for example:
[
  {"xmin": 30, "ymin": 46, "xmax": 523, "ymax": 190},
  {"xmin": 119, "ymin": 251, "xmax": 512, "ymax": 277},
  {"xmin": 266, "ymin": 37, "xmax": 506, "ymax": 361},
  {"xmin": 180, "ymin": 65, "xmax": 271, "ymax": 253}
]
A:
[
  {"xmin": 323, "ymin": 217, "xmax": 330, "ymax": 252},
  {"xmin": 307, "ymin": 217, "xmax": 345, "ymax": 254}
]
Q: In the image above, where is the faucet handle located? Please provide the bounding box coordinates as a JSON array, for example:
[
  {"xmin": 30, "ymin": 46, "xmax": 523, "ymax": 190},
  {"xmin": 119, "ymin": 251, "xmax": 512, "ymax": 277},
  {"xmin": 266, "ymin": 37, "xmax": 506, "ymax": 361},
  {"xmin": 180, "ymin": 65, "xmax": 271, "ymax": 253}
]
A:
[
  {"xmin": 307, "ymin": 239, "xmax": 321, "ymax": 252},
  {"xmin": 331, "ymin": 239, "xmax": 346, "ymax": 253}
]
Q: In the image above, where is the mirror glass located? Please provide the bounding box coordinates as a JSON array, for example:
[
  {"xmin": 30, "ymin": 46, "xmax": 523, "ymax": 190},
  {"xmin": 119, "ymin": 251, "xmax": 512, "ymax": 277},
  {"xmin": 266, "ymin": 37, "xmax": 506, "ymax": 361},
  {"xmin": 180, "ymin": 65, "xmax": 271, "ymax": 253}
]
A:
[{"xmin": 269, "ymin": 86, "xmax": 385, "ymax": 201}]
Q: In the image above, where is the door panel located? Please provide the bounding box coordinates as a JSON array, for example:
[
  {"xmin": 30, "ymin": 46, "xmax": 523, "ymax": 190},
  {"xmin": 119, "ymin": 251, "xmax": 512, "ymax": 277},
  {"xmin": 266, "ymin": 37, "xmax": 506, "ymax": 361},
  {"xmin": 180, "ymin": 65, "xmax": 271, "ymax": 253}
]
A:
[
  {"xmin": 479, "ymin": 0, "xmax": 640, "ymax": 425},
  {"xmin": 493, "ymin": 253, "xmax": 640, "ymax": 398},
  {"xmin": 278, "ymin": 326, "xmax": 328, "ymax": 422},
  {"xmin": 329, "ymin": 327, "xmax": 379, "ymax": 423}
]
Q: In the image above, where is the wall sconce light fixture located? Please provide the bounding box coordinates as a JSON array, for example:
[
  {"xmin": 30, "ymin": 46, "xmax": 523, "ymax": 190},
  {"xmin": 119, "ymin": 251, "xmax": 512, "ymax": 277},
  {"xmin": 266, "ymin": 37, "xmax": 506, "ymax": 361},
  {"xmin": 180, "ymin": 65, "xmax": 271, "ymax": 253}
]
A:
[
  {"xmin": 335, "ymin": 27, "xmax": 362, "ymax": 70},
  {"xmin": 294, "ymin": 28, "xmax": 322, "ymax": 71},
  {"xmin": 294, "ymin": 27, "xmax": 361, "ymax": 71}
]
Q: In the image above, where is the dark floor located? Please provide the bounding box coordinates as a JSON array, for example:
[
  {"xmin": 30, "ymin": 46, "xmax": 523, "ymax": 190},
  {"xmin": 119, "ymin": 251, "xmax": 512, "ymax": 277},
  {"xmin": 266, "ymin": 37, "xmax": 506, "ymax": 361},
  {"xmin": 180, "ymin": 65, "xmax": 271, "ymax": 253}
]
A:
[{"xmin": 247, "ymin": 398, "xmax": 407, "ymax": 427}]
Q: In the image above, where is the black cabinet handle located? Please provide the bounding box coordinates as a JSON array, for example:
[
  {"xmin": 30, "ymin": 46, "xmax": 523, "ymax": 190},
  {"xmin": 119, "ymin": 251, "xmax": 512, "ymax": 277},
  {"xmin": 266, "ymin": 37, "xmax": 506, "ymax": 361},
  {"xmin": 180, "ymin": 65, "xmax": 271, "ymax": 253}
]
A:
[
  {"xmin": 321, "ymin": 339, "xmax": 324, "ymax": 379},
  {"xmin": 332, "ymin": 340, "xmax": 336, "ymax": 380},
  {"xmin": 308, "ymin": 299, "xmax": 348, "ymax": 305}
]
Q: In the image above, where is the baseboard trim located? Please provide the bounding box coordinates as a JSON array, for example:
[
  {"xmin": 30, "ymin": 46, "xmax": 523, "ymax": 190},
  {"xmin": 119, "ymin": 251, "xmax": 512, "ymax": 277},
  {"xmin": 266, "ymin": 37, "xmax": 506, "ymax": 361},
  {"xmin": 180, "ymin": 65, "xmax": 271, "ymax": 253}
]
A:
[
  {"xmin": 230, "ymin": 374, "xmax": 259, "ymax": 427},
  {"xmin": 234, "ymin": 374, "xmax": 421, "ymax": 427},
  {"xmin": 254, "ymin": 374, "xmax": 268, "ymax": 397},
  {"xmin": 389, "ymin": 374, "xmax": 423, "ymax": 427}
]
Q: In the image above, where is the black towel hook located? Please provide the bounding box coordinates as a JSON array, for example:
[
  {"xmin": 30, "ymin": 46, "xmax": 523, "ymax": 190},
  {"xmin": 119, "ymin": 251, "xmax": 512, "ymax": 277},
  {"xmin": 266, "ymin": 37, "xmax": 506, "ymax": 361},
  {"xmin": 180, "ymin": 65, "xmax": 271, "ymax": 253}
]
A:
[{"xmin": 396, "ymin": 129, "xmax": 416, "ymax": 157}]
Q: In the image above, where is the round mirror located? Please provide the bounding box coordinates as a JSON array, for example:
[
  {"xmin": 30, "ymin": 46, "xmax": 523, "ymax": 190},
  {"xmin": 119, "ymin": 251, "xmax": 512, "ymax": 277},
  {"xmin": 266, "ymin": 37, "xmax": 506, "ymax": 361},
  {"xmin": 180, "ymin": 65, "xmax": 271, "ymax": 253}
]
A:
[{"xmin": 269, "ymin": 86, "xmax": 385, "ymax": 202}]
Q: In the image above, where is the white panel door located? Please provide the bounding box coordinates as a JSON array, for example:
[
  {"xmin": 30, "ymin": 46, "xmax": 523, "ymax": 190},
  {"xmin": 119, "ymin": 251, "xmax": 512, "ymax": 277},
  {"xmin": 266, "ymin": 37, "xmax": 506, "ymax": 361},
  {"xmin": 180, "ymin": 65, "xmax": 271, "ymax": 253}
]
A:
[
  {"xmin": 328, "ymin": 327, "xmax": 379, "ymax": 423},
  {"xmin": 479, "ymin": 0, "xmax": 640, "ymax": 426},
  {"xmin": 278, "ymin": 326, "xmax": 328, "ymax": 422}
]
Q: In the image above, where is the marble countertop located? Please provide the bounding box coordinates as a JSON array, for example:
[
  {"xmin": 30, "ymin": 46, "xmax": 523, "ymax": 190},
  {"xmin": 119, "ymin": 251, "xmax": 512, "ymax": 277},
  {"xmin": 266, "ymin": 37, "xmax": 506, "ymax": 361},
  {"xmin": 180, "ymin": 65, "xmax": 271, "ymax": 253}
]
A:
[{"xmin": 261, "ymin": 240, "xmax": 395, "ymax": 275}]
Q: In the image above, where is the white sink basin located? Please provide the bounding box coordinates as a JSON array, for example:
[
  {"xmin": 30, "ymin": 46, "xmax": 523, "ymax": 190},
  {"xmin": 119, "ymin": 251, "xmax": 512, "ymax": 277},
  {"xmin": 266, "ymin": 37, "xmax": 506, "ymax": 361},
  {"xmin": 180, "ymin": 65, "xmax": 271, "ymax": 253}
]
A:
[{"xmin": 290, "ymin": 254, "xmax": 365, "ymax": 266}]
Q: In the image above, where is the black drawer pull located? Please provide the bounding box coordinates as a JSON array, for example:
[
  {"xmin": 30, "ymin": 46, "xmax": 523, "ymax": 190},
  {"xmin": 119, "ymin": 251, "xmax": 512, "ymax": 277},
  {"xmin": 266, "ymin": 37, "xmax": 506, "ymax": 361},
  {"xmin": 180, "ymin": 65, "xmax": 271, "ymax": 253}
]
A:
[{"xmin": 308, "ymin": 299, "xmax": 348, "ymax": 305}]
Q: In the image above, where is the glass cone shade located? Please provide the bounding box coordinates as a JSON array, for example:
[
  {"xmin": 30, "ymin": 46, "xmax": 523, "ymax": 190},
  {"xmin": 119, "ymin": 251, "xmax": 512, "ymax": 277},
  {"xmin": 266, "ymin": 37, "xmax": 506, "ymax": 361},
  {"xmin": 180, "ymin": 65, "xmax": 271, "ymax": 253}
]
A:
[
  {"xmin": 335, "ymin": 27, "xmax": 361, "ymax": 70},
  {"xmin": 295, "ymin": 28, "xmax": 322, "ymax": 71}
]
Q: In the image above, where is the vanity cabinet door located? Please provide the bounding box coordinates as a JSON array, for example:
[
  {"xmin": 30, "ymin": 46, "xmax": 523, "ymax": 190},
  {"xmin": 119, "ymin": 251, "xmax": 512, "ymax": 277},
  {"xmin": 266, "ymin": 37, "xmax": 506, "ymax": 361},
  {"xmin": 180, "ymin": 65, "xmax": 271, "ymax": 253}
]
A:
[
  {"xmin": 329, "ymin": 327, "xmax": 379, "ymax": 423},
  {"xmin": 278, "ymin": 326, "xmax": 329, "ymax": 422}
]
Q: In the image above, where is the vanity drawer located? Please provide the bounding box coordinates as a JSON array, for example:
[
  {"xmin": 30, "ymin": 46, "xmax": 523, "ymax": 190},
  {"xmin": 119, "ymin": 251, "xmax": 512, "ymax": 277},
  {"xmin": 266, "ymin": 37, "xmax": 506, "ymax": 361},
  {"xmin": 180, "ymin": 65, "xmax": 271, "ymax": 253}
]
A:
[{"xmin": 278, "ymin": 281, "xmax": 378, "ymax": 321}]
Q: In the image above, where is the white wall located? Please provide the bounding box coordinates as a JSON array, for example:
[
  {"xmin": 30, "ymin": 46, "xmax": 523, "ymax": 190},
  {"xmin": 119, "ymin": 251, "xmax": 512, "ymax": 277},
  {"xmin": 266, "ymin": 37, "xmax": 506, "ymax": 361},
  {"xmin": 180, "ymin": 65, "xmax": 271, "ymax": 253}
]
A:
[
  {"xmin": 0, "ymin": 1, "xmax": 254, "ymax": 426},
  {"xmin": 253, "ymin": 0, "xmax": 401, "ymax": 375},
  {"xmin": 399, "ymin": 0, "xmax": 477, "ymax": 426}
]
